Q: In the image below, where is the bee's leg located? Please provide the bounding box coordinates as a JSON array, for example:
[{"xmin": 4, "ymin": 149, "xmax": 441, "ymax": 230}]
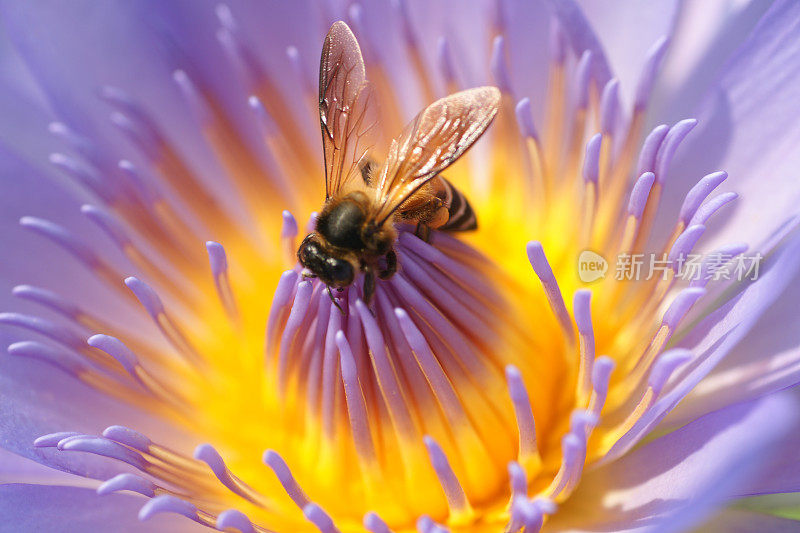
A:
[
  {"xmin": 378, "ymin": 248, "xmax": 397, "ymax": 280},
  {"xmin": 327, "ymin": 285, "xmax": 345, "ymax": 315},
  {"xmin": 363, "ymin": 269, "xmax": 376, "ymax": 306},
  {"xmin": 414, "ymin": 222, "xmax": 432, "ymax": 243}
]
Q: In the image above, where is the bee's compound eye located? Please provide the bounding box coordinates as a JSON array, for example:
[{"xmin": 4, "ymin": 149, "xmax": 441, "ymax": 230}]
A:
[
  {"xmin": 297, "ymin": 235, "xmax": 319, "ymax": 267},
  {"xmin": 326, "ymin": 257, "xmax": 354, "ymax": 286}
]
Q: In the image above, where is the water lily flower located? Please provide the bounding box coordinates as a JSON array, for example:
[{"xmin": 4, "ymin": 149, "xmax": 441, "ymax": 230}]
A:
[{"xmin": 3, "ymin": 0, "xmax": 800, "ymax": 531}]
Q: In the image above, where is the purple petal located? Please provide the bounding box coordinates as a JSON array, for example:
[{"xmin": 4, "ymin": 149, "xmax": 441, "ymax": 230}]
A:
[
  {"xmin": 606, "ymin": 230, "xmax": 800, "ymax": 460},
  {"xmin": 0, "ymin": 152, "xmax": 101, "ymax": 310},
  {"xmin": 546, "ymin": 392, "xmax": 800, "ymax": 532},
  {"xmin": 0, "ymin": 329, "xmax": 191, "ymax": 480},
  {"xmin": 668, "ymin": 239, "xmax": 800, "ymax": 427},
  {"xmin": 658, "ymin": 0, "xmax": 772, "ymax": 119},
  {"xmin": 0, "ymin": 484, "xmax": 201, "ymax": 532},
  {"xmin": 0, "ymin": 447, "xmax": 94, "ymax": 487},
  {"xmin": 667, "ymin": 0, "xmax": 800, "ymax": 254},
  {"xmin": 695, "ymin": 508, "xmax": 800, "ymax": 533}
]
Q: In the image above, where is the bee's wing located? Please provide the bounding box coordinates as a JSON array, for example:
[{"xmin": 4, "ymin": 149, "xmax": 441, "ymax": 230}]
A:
[
  {"xmin": 319, "ymin": 21, "xmax": 377, "ymax": 199},
  {"xmin": 371, "ymin": 87, "xmax": 501, "ymax": 226}
]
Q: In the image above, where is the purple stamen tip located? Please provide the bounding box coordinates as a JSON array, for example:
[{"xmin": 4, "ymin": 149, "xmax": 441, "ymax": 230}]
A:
[
  {"xmin": 526, "ymin": 241, "xmax": 551, "ymax": 276},
  {"xmin": 514, "ymin": 498, "xmax": 544, "ymax": 530},
  {"xmin": 582, "ymin": 134, "xmax": 602, "ymax": 183},
  {"xmin": 307, "ymin": 212, "xmax": 319, "ymax": 232},
  {"xmin": 125, "ymin": 277, "xmax": 164, "ymax": 317},
  {"xmin": 526, "ymin": 241, "xmax": 573, "ymax": 336},
  {"xmin": 286, "ymin": 45, "xmax": 314, "ymax": 96},
  {"xmin": 217, "ymin": 509, "xmax": 256, "ymax": 533},
  {"xmin": 663, "ymin": 288, "xmax": 705, "ymax": 330},
  {"xmin": 97, "ymin": 85, "xmax": 132, "ymax": 105},
  {"xmin": 436, "ymin": 36, "xmax": 456, "ymax": 84},
  {"xmin": 648, "ymin": 349, "xmax": 693, "ymax": 394},
  {"xmin": 504, "ymin": 365, "xmax": 524, "ymax": 395},
  {"xmin": 636, "ymin": 124, "xmax": 670, "ymax": 176},
  {"xmin": 600, "ymin": 78, "xmax": 620, "ymax": 135},
  {"xmin": 88, "ymin": 334, "xmax": 138, "ymax": 373},
  {"xmin": 215, "ymin": 3, "xmax": 237, "ymax": 32},
  {"xmin": 12, "ymin": 284, "xmax": 79, "ymax": 318},
  {"xmin": 549, "ymin": 17, "xmax": 566, "ymax": 64},
  {"xmin": 263, "ymin": 449, "xmax": 310, "ymax": 509},
  {"xmin": 575, "ymin": 50, "xmax": 593, "ymax": 110},
  {"xmin": 417, "ymin": 516, "xmax": 433, "ymax": 533},
  {"xmin": 81, "ymin": 204, "xmax": 129, "ymax": 247},
  {"xmin": 33, "ymin": 432, "xmax": 81, "ymax": 448},
  {"xmin": 1, "ymin": 312, "xmax": 82, "ymax": 350},
  {"xmin": 20, "ymin": 216, "xmax": 98, "ymax": 268},
  {"xmin": 570, "ymin": 409, "xmax": 598, "ymax": 437},
  {"xmin": 515, "ymin": 98, "xmax": 539, "ymax": 141},
  {"xmin": 97, "ymin": 473, "xmax": 156, "ymax": 497},
  {"xmin": 102, "ymin": 425, "xmax": 151, "ymax": 452},
  {"xmin": 628, "ymin": 172, "xmax": 656, "ymax": 219},
  {"xmin": 491, "ymin": 35, "xmax": 511, "ymax": 93},
  {"xmin": 117, "ymin": 160, "xmax": 156, "ymax": 204},
  {"xmin": 423, "ymin": 435, "xmax": 449, "ymax": 472},
  {"xmin": 688, "ymin": 191, "xmax": 738, "ymax": 227},
  {"xmin": 205, "ymin": 241, "xmax": 228, "ymax": 277},
  {"xmin": 508, "ymin": 461, "xmax": 527, "ymax": 496},
  {"xmin": 282, "ymin": 210, "xmax": 299, "ymax": 239},
  {"xmin": 56, "ymin": 435, "xmax": 86, "ymax": 450},
  {"xmin": 562, "ymin": 432, "xmax": 583, "ymax": 458},
  {"xmin": 59, "ymin": 436, "xmax": 147, "ymax": 469},
  {"xmin": 423, "ymin": 435, "xmax": 469, "ymax": 513},
  {"xmin": 173, "ymin": 69, "xmax": 211, "ymax": 125},
  {"xmin": 364, "ymin": 512, "xmax": 392, "ymax": 533},
  {"xmin": 49, "ymin": 153, "xmax": 99, "ymax": 189},
  {"xmin": 655, "ymin": 119, "xmax": 698, "ymax": 182},
  {"xmin": 679, "ymin": 171, "xmax": 728, "ymax": 224},
  {"xmin": 591, "ymin": 356, "xmax": 615, "ymax": 394},
  {"xmin": 139, "ymin": 495, "xmax": 199, "ymax": 522},
  {"xmin": 303, "ymin": 503, "xmax": 339, "ymax": 533},
  {"xmin": 109, "ymin": 111, "xmax": 160, "ymax": 159},
  {"xmin": 193, "ymin": 443, "xmax": 227, "ymax": 480},
  {"xmin": 48, "ymin": 121, "xmax": 68, "ymax": 136},
  {"xmin": 249, "ymin": 95, "xmax": 277, "ymax": 136},
  {"xmin": 416, "ymin": 515, "xmax": 446, "ymax": 533},
  {"xmin": 572, "ymin": 290, "xmax": 593, "ymax": 333},
  {"xmin": 8, "ymin": 341, "xmax": 82, "ymax": 376},
  {"xmin": 635, "ymin": 36, "xmax": 669, "ymax": 110},
  {"xmin": 667, "ymin": 225, "xmax": 706, "ymax": 267}
]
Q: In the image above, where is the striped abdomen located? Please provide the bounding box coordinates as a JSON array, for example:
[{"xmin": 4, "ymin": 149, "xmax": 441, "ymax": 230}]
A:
[{"xmin": 432, "ymin": 175, "xmax": 478, "ymax": 231}]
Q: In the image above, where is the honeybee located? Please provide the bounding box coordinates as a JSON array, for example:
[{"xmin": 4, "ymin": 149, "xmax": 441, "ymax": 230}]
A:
[{"xmin": 298, "ymin": 21, "xmax": 501, "ymax": 307}]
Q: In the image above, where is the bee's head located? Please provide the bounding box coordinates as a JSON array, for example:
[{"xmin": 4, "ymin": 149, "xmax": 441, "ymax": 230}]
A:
[{"xmin": 297, "ymin": 233, "xmax": 355, "ymax": 287}]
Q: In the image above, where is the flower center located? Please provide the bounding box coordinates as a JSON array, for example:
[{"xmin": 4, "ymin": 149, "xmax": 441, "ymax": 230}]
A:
[{"xmin": 10, "ymin": 4, "xmax": 746, "ymax": 533}]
